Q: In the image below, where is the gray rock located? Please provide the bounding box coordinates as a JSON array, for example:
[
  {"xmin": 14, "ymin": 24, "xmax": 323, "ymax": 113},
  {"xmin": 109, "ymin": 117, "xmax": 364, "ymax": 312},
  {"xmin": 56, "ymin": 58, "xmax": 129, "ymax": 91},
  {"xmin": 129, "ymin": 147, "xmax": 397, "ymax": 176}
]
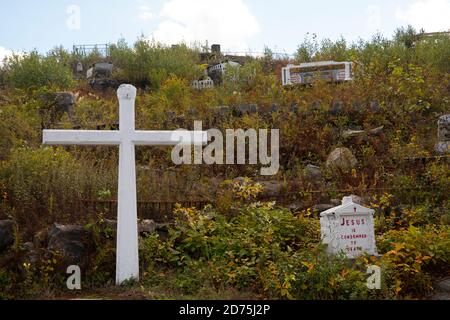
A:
[
  {"xmin": 39, "ymin": 92, "xmax": 76, "ymax": 122},
  {"xmin": 258, "ymin": 180, "xmax": 284, "ymax": 198},
  {"xmin": 232, "ymin": 177, "xmax": 246, "ymax": 184},
  {"xmin": 291, "ymin": 102, "xmax": 299, "ymax": 113},
  {"xmin": 341, "ymin": 126, "xmax": 383, "ymax": 139},
  {"xmin": 270, "ymin": 104, "xmax": 279, "ymax": 113},
  {"xmin": 139, "ymin": 219, "xmax": 156, "ymax": 234},
  {"xmin": 310, "ymin": 101, "xmax": 321, "ymax": 111},
  {"xmin": 436, "ymin": 141, "xmax": 450, "ymax": 154},
  {"xmin": 369, "ymin": 101, "xmax": 381, "ymax": 112},
  {"xmin": 429, "ymin": 292, "xmax": 450, "ymax": 300},
  {"xmin": 326, "ymin": 147, "xmax": 358, "ymax": 172},
  {"xmin": 329, "ymin": 101, "xmax": 343, "ymax": 115},
  {"xmin": 429, "ymin": 277, "xmax": 450, "ymax": 300},
  {"xmin": 287, "ymin": 202, "xmax": 304, "ymax": 212},
  {"xmin": 368, "ymin": 126, "xmax": 384, "ymax": 136},
  {"xmin": 346, "ymin": 194, "xmax": 363, "ymax": 205},
  {"xmin": 435, "ymin": 278, "xmax": 450, "ymax": 292},
  {"xmin": 435, "ymin": 114, "xmax": 450, "ymax": 154},
  {"xmin": 304, "ymin": 164, "xmax": 323, "ymax": 182},
  {"xmin": 214, "ymin": 106, "xmax": 231, "ymax": 116},
  {"xmin": 237, "ymin": 104, "xmax": 257, "ymax": 116},
  {"xmin": 341, "ymin": 129, "xmax": 366, "ymax": 139},
  {"xmin": 352, "ymin": 101, "xmax": 362, "ymax": 111},
  {"xmin": 103, "ymin": 219, "xmax": 117, "ymax": 230},
  {"xmin": 166, "ymin": 110, "xmax": 176, "ymax": 118},
  {"xmin": 313, "ymin": 204, "xmax": 335, "ymax": 212},
  {"xmin": 330, "ymin": 199, "xmax": 341, "ymax": 206},
  {"xmin": 22, "ymin": 242, "xmax": 39, "ymax": 264},
  {"xmin": 55, "ymin": 92, "xmax": 76, "ymax": 106},
  {"xmin": 47, "ymin": 224, "xmax": 91, "ymax": 262},
  {"xmin": 0, "ymin": 220, "xmax": 15, "ymax": 253},
  {"xmin": 22, "ymin": 242, "xmax": 34, "ymax": 251},
  {"xmin": 438, "ymin": 114, "xmax": 450, "ymax": 141},
  {"xmin": 55, "ymin": 92, "xmax": 76, "ymax": 120},
  {"xmin": 188, "ymin": 107, "xmax": 199, "ymax": 117},
  {"xmin": 34, "ymin": 228, "xmax": 49, "ymax": 247}
]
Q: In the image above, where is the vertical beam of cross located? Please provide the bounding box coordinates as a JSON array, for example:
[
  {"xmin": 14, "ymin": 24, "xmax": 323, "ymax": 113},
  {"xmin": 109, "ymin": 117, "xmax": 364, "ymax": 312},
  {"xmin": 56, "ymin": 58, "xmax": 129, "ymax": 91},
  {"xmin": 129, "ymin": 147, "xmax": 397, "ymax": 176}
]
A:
[
  {"xmin": 116, "ymin": 85, "xmax": 139, "ymax": 285},
  {"xmin": 42, "ymin": 84, "xmax": 207, "ymax": 285}
]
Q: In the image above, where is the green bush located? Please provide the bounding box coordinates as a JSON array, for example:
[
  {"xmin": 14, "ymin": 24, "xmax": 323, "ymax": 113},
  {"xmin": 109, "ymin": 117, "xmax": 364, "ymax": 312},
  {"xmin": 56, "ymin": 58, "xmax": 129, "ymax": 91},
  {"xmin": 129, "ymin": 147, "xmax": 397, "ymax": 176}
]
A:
[
  {"xmin": 3, "ymin": 51, "xmax": 73, "ymax": 90},
  {"xmin": 378, "ymin": 225, "xmax": 450, "ymax": 298},
  {"xmin": 110, "ymin": 38, "xmax": 202, "ymax": 89},
  {"xmin": 0, "ymin": 146, "xmax": 115, "ymax": 233}
]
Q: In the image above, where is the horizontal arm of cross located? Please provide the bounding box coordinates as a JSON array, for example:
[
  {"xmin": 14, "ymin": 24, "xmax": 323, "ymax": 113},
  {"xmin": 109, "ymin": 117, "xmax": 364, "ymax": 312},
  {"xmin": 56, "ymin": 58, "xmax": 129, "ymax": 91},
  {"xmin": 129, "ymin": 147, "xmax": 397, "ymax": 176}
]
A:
[
  {"xmin": 43, "ymin": 129, "xmax": 207, "ymax": 146},
  {"xmin": 43, "ymin": 130, "xmax": 122, "ymax": 145},
  {"xmin": 133, "ymin": 130, "xmax": 207, "ymax": 146}
]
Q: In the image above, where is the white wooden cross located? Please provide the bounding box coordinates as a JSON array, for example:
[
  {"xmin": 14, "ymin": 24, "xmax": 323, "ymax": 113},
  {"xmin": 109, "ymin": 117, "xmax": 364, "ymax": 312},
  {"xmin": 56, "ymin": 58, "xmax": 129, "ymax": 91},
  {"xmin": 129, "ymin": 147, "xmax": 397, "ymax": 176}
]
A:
[{"xmin": 43, "ymin": 84, "xmax": 207, "ymax": 285}]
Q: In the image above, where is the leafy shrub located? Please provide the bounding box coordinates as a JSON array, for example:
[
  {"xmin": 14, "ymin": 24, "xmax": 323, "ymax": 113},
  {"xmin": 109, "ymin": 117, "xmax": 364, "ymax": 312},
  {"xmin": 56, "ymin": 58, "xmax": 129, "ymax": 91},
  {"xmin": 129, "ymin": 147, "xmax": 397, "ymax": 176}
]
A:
[
  {"xmin": 3, "ymin": 51, "xmax": 73, "ymax": 90},
  {"xmin": 0, "ymin": 146, "xmax": 115, "ymax": 234},
  {"xmin": 110, "ymin": 39, "xmax": 202, "ymax": 89},
  {"xmin": 378, "ymin": 225, "xmax": 450, "ymax": 298}
]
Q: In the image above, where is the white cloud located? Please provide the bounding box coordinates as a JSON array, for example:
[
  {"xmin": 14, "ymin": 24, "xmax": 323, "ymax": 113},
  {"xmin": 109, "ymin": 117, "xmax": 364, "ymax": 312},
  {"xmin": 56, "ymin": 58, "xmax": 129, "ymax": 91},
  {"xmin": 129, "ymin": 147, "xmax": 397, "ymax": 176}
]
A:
[
  {"xmin": 0, "ymin": 47, "xmax": 13, "ymax": 67},
  {"xmin": 151, "ymin": 0, "xmax": 260, "ymax": 51},
  {"xmin": 395, "ymin": 0, "xmax": 450, "ymax": 32},
  {"xmin": 138, "ymin": 5, "xmax": 155, "ymax": 21}
]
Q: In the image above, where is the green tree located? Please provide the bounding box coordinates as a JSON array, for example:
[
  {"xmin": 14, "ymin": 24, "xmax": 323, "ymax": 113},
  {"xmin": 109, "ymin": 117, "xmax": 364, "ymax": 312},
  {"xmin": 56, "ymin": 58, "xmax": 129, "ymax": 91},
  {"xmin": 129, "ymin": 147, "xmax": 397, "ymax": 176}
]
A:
[{"xmin": 4, "ymin": 50, "xmax": 73, "ymax": 90}]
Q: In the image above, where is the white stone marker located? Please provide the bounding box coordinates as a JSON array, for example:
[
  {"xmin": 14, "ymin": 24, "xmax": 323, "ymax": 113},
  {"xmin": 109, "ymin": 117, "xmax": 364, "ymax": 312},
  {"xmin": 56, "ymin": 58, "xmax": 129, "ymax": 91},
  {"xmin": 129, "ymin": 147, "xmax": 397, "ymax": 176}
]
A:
[
  {"xmin": 320, "ymin": 196, "xmax": 378, "ymax": 258},
  {"xmin": 42, "ymin": 84, "xmax": 207, "ymax": 284}
]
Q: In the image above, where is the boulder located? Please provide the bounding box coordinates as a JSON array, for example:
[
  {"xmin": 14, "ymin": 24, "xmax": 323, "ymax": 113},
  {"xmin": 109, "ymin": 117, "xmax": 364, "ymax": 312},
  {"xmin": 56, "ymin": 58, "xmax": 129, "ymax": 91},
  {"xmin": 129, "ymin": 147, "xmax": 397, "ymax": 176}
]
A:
[
  {"xmin": 188, "ymin": 107, "xmax": 199, "ymax": 117},
  {"xmin": 166, "ymin": 110, "xmax": 176, "ymax": 119},
  {"xmin": 287, "ymin": 202, "xmax": 304, "ymax": 212},
  {"xmin": 368, "ymin": 126, "xmax": 384, "ymax": 136},
  {"xmin": 0, "ymin": 220, "xmax": 15, "ymax": 253},
  {"xmin": 290, "ymin": 102, "xmax": 299, "ymax": 113},
  {"xmin": 369, "ymin": 101, "xmax": 381, "ymax": 112},
  {"xmin": 102, "ymin": 219, "xmax": 117, "ymax": 230},
  {"xmin": 258, "ymin": 180, "xmax": 284, "ymax": 198},
  {"xmin": 326, "ymin": 147, "xmax": 358, "ymax": 172},
  {"xmin": 236, "ymin": 104, "xmax": 257, "ymax": 116},
  {"xmin": 330, "ymin": 199, "xmax": 342, "ymax": 206},
  {"xmin": 436, "ymin": 114, "xmax": 450, "ymax": 154},
  {"xmin": 22, "ymin": 242, "xmax": 34, "ymax": 251},
  {"xmin": 341, "ymin": 129, "xmax": 366, "ymax": 139},
  {"xmin": 138, "ymin": 219, "xmax": 156, "ymax": 234},
  {"xmin": 22, "ymin": 242, "xmax": 40, "ymax": 264},
  {"xmin": 269, "ymin": 104, "xmax": 279, "ymax": 113},
  {"xmin": 341, "ymin": 126, "xmax": 384, "ymax": 139},
  {"xmin": 437, "ymin": 114, "xmax": 450, "ymax": 141},
  {"xmin": 313, "ymin": 204, "xmax": 335, "ymax": 212},
  {"xmin": 47, "ymin": 224, "xmax": 92, "ymax": 262},
  {"xmin": 303, "ymin": 164, "xmax": 323, "ymax": 184},
  {"xmin": 34, "ymin": 228, "xmax": 49, "ymax": 248},
  {"xmin": 55, "ymin": 92, "xmax": 76, "ymax": 120},
  {"xmin": 329, "ymin": 101, "xmax": 343, "ymax": 115},
  {"xmin": 429, "ymin": 277, "xmax": 450, "ymax": 300},
  {"xmin": 346, "ymin": 194, "xmax": 363, "ymax": 205},
  {"xmin": 435, "ymin": 278, "xmax": 450, "ymax": 292},
  {"xmin": 352, "ymin": 101, "xmax": 362, "ymax": 111},
  {"xmin": 310, "ymin": 101, "xmax": 321, "ymax": 111}
]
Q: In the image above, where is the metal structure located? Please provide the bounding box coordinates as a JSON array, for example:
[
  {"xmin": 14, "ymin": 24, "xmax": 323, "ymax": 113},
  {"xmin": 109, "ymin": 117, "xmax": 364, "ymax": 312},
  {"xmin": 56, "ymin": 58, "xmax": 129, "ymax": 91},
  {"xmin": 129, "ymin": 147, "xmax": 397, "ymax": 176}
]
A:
[
  {"xmin": 73, "ymin": 44, "xmax": 110, "ymax": 56},
  {"xmin": 191, "ymin": 77, "xmax": 214, "ymax": 90},
  {"xmin": 80, "ymin": 199, "xmax": 211, "ymax": 222},
  {"xmin": 281, "ymin": 61, "xmax": 354, "ymax": 86}
]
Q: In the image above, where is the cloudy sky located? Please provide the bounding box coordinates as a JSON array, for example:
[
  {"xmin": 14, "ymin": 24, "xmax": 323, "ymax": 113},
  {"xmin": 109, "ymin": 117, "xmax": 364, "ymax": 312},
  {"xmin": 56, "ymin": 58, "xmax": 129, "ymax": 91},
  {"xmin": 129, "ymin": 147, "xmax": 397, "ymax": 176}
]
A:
[{"xmin": 1, "ymin": 0, "xmax": 449, "ymax": 61}]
